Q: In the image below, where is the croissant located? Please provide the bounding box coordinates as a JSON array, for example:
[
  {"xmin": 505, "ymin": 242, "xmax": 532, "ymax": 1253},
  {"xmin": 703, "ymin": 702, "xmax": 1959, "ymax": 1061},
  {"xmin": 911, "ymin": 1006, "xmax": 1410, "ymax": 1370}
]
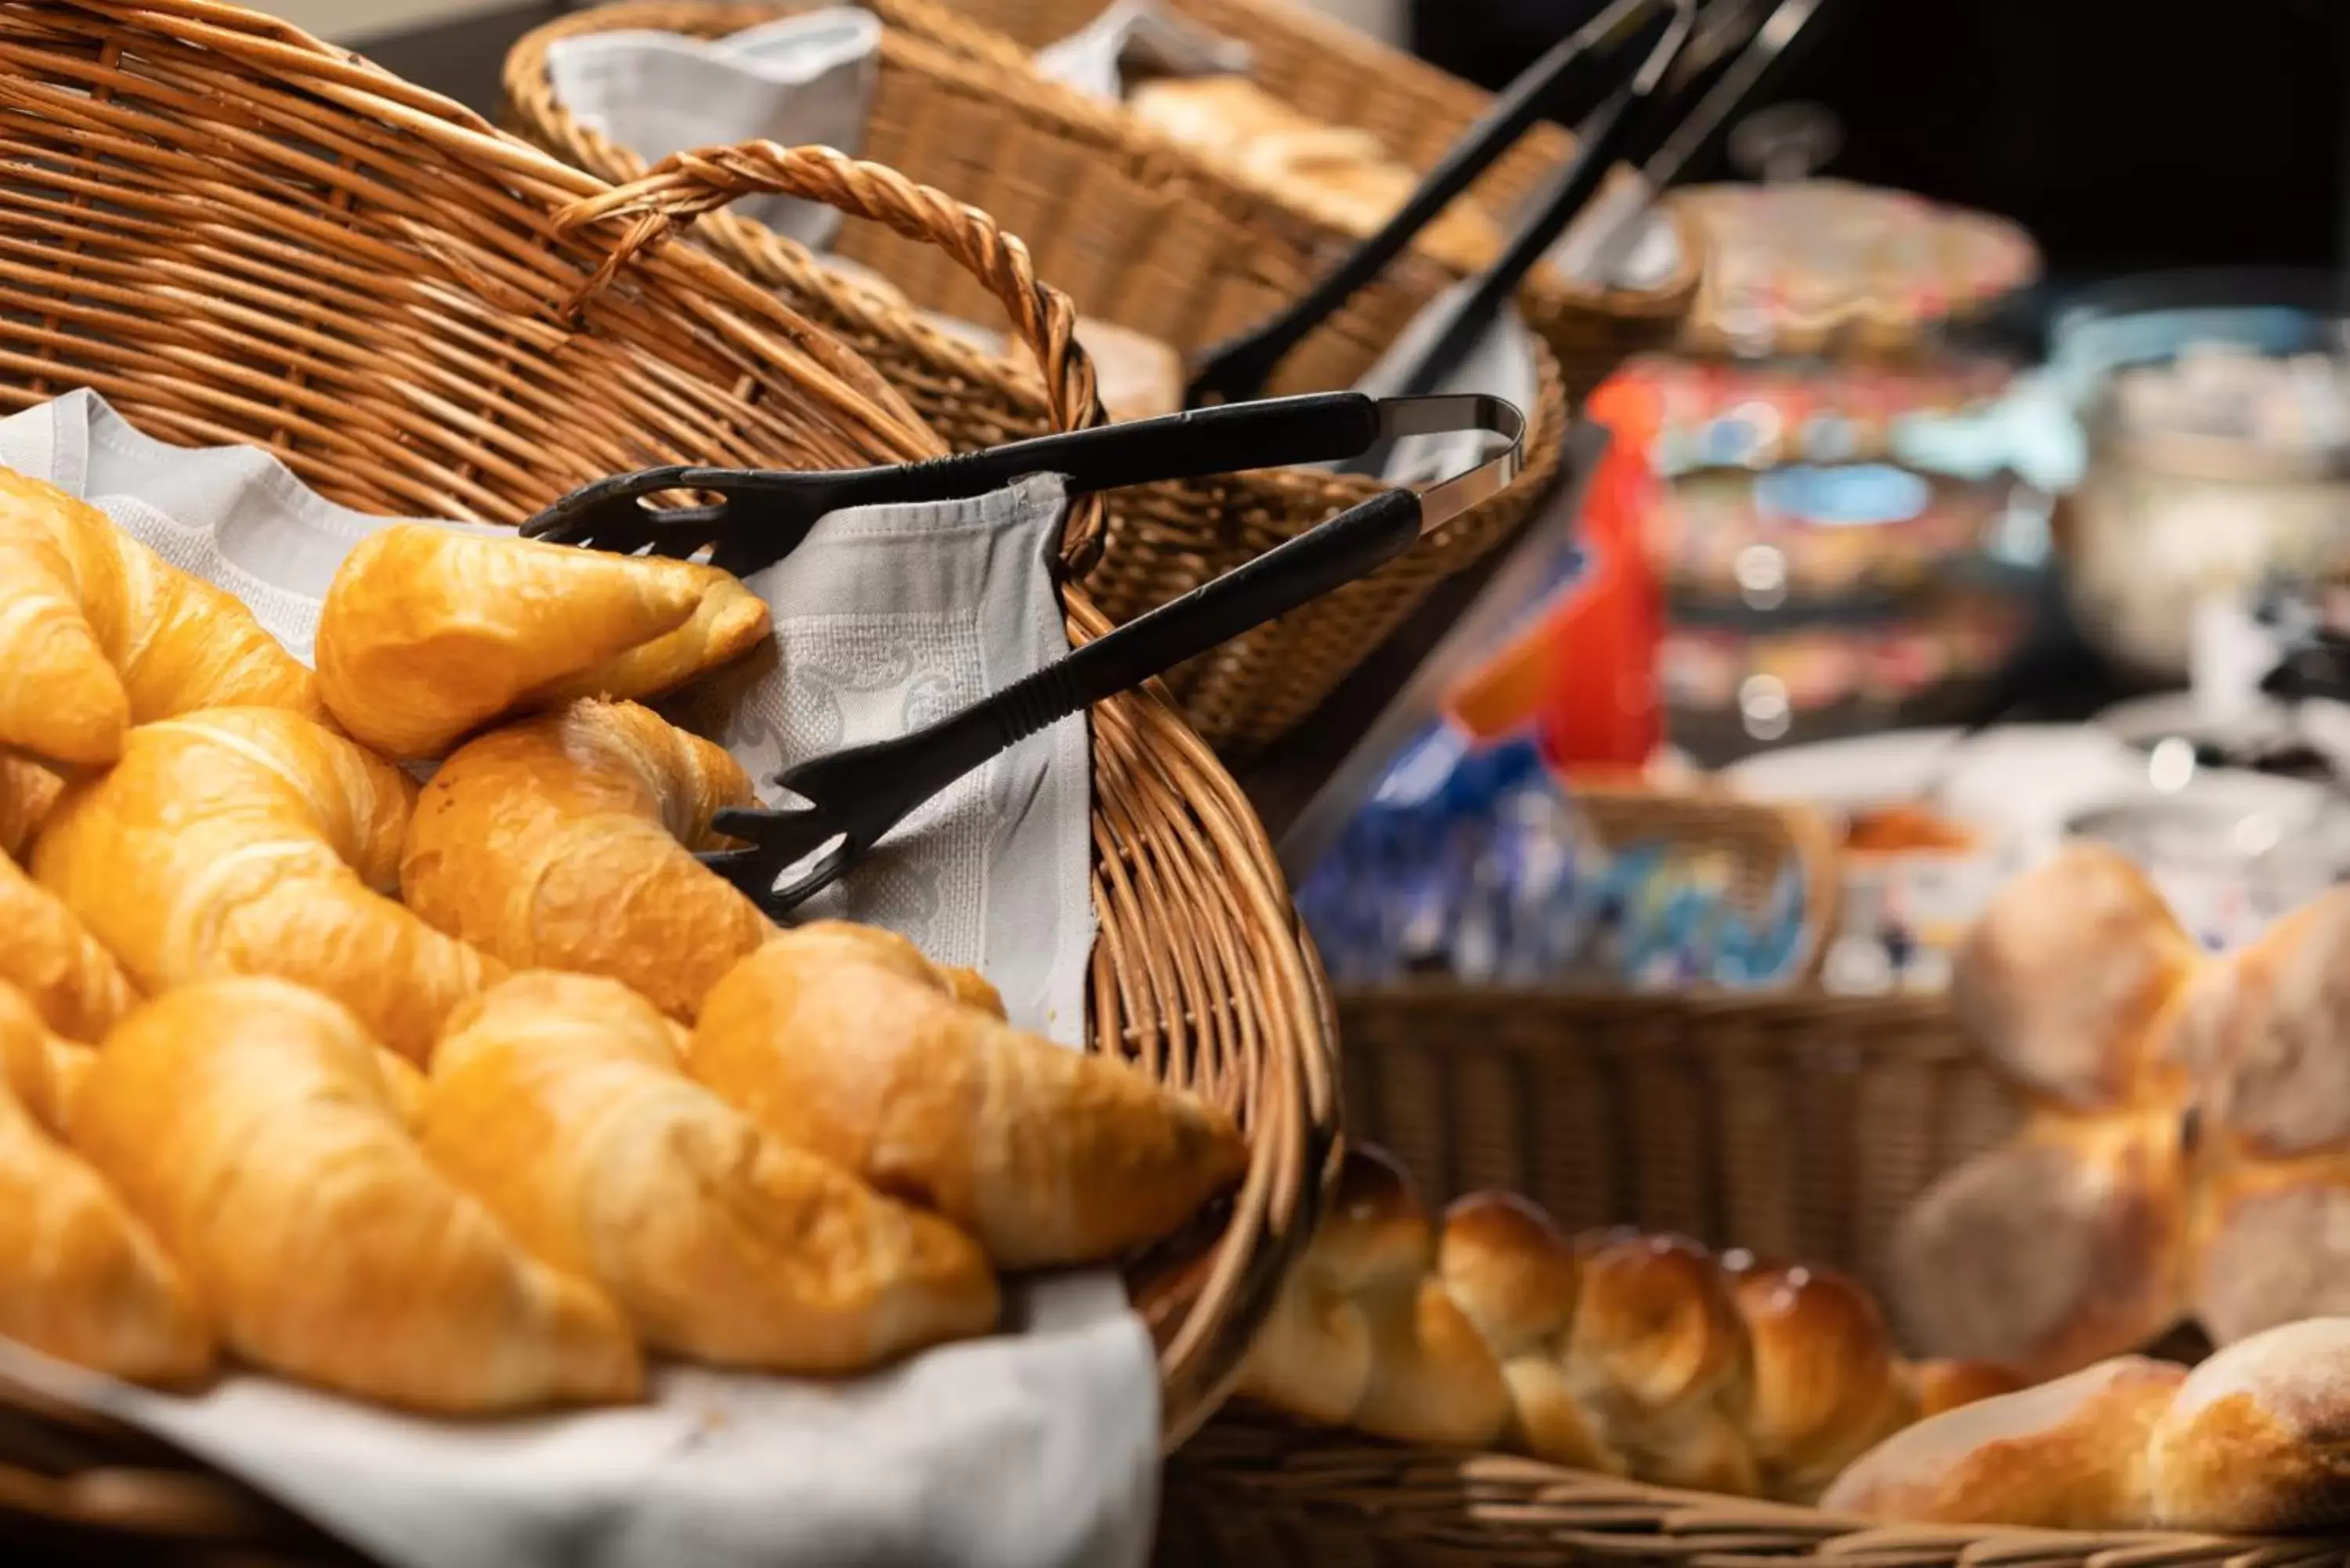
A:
[
  {"xmin": 0, "ymin": 847, "xmax": 137, "ymax": 1042},
  {"xmin": 0, "ymin": 981, "xmax": 212, "ymax": 1382},
  {"xmin": 73, "ymin": 977, "xmax": 641, "ymax": 1411},
  {"xmin": 422, "ymin": 970, "xmax": 1000, "ymax": 1371},
  {"xmin": 315, "ymin": 524, "xmax": 769, "ymax": 759},
  {"xmin": 689, "ymin": 925, "xmax": 1249, "ymax": 1269},
  {"xmin": 1889, "ymin": 844, "xmax": 2201, "ymax": 1380},
  {"xmin": 1238, "ymin": 1145, "xmax": 2022, "ymax": 1505},
  {"xmin": 1822, "ymin": 1318, "xmax": 2350, "ymax": 1532},
  {"xmin": 400, "ymin": 699, "xmax": 771, "ymax": 1021},
  {"xmin": 0, "ymin": 756, "xmax": 62, "ymax": 859},
  {"xmin": 0, "ymin": 467, "xmax": 320, "ymax": 768},
  {"xmin": 31, "ymin": 707, "xmax": 501, "ymax": 1061}
]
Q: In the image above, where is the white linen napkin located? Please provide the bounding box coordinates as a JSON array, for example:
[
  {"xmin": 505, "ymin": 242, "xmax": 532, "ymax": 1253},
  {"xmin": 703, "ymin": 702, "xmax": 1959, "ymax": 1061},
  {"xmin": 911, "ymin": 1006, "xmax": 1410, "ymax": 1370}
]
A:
[
  {"xmin": 0, "ymin": 388, "xmax": 1147, "ymax": 1568},
  {"xmin": 545, "ymin": 9, "xmax": 882, "ymax": 250},
  {"xmin": 1032, "ymin": 0, "xmax": 1252, "ymax": 101}
]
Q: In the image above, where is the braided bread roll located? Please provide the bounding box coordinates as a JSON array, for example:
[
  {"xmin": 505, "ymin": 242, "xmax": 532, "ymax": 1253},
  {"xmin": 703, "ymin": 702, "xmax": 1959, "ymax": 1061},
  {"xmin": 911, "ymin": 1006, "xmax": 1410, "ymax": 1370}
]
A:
[{"xmin": 1237, "ymin": 1147, "xmax": 2019, "ymax": 1501}]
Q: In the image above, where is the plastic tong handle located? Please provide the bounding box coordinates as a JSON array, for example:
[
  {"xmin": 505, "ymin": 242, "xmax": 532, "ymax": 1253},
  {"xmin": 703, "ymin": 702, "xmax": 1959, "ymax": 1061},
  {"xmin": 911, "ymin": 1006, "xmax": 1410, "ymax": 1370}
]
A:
[{"xmin": 710, "ymin": 487, "xmax": 1427, "ymax": 907}]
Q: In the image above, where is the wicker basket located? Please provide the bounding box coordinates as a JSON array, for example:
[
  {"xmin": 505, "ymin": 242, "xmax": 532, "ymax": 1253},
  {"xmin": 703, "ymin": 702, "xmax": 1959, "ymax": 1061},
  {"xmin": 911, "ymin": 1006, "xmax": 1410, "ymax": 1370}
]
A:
[
  {"xmin": 1155, "ymin": 988, "xmax": 2342, "ymax": 1568},
  {"xmin": 0, "ymin": 0, "xmax": 1336, "ymax": 1558},
  {"xmin": 506, "ymin": 2, "xmax": 1573, "ymax": 752},
  {"xmin": 906, "ymin": 0, "xmax": 1705, "ymax": 398}
]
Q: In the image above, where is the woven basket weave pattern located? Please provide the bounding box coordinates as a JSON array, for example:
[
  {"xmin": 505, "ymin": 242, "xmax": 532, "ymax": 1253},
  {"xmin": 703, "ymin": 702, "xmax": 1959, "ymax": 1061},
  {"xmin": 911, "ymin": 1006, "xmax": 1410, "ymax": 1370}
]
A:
[
  {"xmin": 506, "ymin": 0, "xmax": 1572, "ymax": 752},
  {"xmin": 0, "ymin": 2, "xmax": 1336, "ymax": 1555}
]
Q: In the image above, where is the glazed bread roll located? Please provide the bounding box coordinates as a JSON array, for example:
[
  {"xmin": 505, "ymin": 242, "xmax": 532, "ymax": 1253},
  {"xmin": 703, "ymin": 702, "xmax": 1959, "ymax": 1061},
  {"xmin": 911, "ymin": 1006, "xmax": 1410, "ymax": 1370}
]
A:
[
  {"xmin": 74, "ymin": 978, "xmax": 641, "ymax": 1412},
  {"xmin": 1824, "ymin": 1318, "xmax": 2350, "ymax": 1531},
  {"xmin": 315, "ymin": 523, "xmax": 769, "ymax": 759},
  {"xmin": 1891, "ymin": 844, "xmax": 2201, "ymax": 1378},
  {"xmin": 400, "ymin": 699, "xmax": 772, "ymax": 1021},
  {"xmin": 31, "ymin": 707, "xmax": 501, "ymax": 1061},
  {"xmin": 1237, "ymin": 1146, "xmax": 2019, "ymax": 1502},
  {"xmin": 0, "ymin": 982, "xmax": 211, "ymax": 1384},
  {"xmin": 421, "ymin": 970, "xmax": 1000, "ymax": 1371},
  {"xmin": 0, "ymin": 467, "xmax": 321, "ymax": 768},
  {"xmin": 0, "ymin": 847, "xmax": 136, "ymax": 1042},
  {"xmin": 689, "ymin": 924, "xmax": 1249, "ymax": 1269}
]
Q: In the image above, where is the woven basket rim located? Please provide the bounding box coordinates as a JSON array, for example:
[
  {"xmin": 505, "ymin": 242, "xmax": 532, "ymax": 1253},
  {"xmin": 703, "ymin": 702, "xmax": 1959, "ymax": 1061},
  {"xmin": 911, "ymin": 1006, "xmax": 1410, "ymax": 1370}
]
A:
[
  {"xmin": 522, "ymin": 0, "xmax": 1704, "ymax": 321},
  {"xmin": 1176, "ymin": 1405, "xmax": 2350, "ymax": 1567}
]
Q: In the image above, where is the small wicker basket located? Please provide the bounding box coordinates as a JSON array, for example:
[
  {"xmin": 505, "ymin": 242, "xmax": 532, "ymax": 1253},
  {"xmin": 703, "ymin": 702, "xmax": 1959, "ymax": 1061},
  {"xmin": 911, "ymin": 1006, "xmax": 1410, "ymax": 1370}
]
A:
[
  {"xmin": 507, "ymin": 1, "xmax": 1574, "ymax": 752},
  {"xmin": 911, "ymin": 0, "xmax": 1705, "ymax": 396},
  {"xmin": 1156, "ymin": 988, "xmax": 2349, "ymax": 1568},
  {"xmin": 0, "ymin": 0, "xmax": 1335, "ymax": 1558}
]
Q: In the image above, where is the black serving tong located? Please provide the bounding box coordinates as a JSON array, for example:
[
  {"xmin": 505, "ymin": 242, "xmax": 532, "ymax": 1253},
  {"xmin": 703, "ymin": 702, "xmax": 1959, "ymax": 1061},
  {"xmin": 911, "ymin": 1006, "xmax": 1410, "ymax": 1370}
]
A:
[
  {"xmin": 522, "ymin": 391, "xmax": 1527, "ymax": 916},
  {"xmin": 526, "ymin": 391, "xmax": 1508, "ymax": 571},
  {"xmin": 1180, "ymin": 0, "xmax": 1679, "ymax": 410}
]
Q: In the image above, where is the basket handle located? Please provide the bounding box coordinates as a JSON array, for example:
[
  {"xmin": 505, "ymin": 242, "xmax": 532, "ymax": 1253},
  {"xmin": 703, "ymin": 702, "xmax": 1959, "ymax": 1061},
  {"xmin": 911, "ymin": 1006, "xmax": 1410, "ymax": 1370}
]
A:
[{"xmin": 555, "ymin": 142, "xmax": 1107, "ymax": 576}]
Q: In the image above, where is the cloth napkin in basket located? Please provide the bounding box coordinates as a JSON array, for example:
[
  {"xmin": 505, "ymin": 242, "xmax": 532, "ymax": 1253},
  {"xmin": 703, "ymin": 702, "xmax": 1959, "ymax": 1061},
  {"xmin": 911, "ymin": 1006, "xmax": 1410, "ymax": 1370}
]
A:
[
  {"xmin": 545, "ymin": 9, "xmax": 881, "ymax": 251},
  {"xmin": 0, "ymin": 389, "xmax": 1149, "ymax": 1568}
]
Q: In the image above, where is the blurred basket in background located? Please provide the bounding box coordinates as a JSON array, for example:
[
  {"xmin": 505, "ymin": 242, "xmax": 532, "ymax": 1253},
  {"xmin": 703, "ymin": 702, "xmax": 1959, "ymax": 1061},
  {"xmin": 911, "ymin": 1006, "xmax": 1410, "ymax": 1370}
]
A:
[
  {"xmin": 916, "ymin": 0, "xmax": 1705, "ymax": 394},
  {"xmin": 508, "ymin": 1, "xmax": 1577, "ymax": 750}
]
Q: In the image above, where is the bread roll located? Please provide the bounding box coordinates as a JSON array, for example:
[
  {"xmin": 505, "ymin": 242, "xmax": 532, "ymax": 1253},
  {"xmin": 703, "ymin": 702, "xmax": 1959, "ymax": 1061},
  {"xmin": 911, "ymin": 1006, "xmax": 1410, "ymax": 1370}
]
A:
[
  {"xmin": 1819, "ymin": 1357, "xmax": 2182, "ymax": 1527},
  {"xmin": 0, "ymin": 982, "xmax": 211, "ymax": 1383},
  {"xmin": 423, "ymin": 971, "xmax": 1000, "ymax": 1371},
  {"xmin": 315, "ymin": 524, "xmax": 768, "ymax": 759},
  {"xmin": 2147, "ymin": 1317, "xmax": 2350, "ymax": 1530},
  {"xmin": 74, "ymin": 977, "xmax": 640, "ymax": 1412},
  {"xmin": 31, "ymin": 708, "xmax": 500, "ymax": 1061},
  {"xmin": 400, "ymin": 699, "xmax": 771, "ymax": 1021},
  {"xmin": 1238, "ymin": 1147, "xmax": 2022, "ymax": 1500},
  {"xmin": 689, "ymin": 924, "xmax": 1247, "ymax": 1269},
  {"xmin": 0, "ymin": 467, "xmax": 320, "ymax": 768}
]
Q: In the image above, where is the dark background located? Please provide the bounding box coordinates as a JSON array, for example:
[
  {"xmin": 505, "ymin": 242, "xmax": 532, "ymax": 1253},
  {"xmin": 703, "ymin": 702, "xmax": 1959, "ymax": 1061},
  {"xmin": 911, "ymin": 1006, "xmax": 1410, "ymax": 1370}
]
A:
[{"xmin": 1413, "ymin": 0, "xmax": 2350, "ymax": 284}]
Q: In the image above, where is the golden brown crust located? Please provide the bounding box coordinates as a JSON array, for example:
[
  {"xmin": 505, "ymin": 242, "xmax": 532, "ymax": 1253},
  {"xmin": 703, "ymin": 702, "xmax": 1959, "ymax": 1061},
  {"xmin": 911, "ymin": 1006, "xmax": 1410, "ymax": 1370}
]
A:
[
  {"xmin": 1906, "ymin": 1358, "xmax": 2028, "ymax": 1419},
  {"xmin": 2149, "ymin": 1318, "xmax": 2350, "ymax": 1530},
  {"xmin": 423, "ymin": 971, "xmax": 1000, "ymax": 1372},
  {"xmin": 1889, "ymin": 1110, "xmax": 2190, "ymax": 1381},
  {"xmin": 0, "ymin": 847, "xmax": 137, "ymax": 1042},
  {"xmin": 400, "ymin": 699, "xmax": 770, "ymax": 1021},
  {"xmin": 0, "ymin": 982, "xmax": 211, "ymax": 1384},
  {"xmin": 1820, "ymin": 1357, "xmax": 2182, "ymax": 1528},
  {"xmin": 1440, "ymin": 1192, "xmax": 1582, "ymax": 1349},
  {"xmin": 31, "ymin": 707, "xmax": 501, "ymax": 1062},
  {"xmin": 315, "ymin": 524, "xmax": 768, "ymax": 759},
  {"xmin": 0, "ymin": 756, "xmax": 62, "ymax": 861},
  {"xmin": 1723, "ymin": 1254, "xmax": 1914, "ymax": 1501},
  {"xmin": 689, "ymin": 927, "xmax": 1247, "ymax": 1270},
  {"xmin": 1950, "ymin": 844, "xmax": 2199, "ymax": 1110},
  {"xmin": 1568, "ymin": 1231, "xmax": 1759, "ymax": 1494},
  {"xmin": 0, "ymin": 468, "xmax": 320, "ymax": 768},
  {"xmin": 75, "ymin": 977, "xmax": 640, "ymax": 1413}
]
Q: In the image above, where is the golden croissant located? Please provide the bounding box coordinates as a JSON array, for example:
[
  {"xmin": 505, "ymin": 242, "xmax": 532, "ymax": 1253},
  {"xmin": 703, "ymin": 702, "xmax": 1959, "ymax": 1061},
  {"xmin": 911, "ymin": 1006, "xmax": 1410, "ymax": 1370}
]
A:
[
  {"xmin": 316, "ymin": 523, "xmax": 769, "ymax": 759},
  {"xmin": 74, "ymin": 978, "xmax": 642, "ymax": 1412},
  {"xmin": 0, "ymin": 847, "xmax": 137, "ymax": 1042},
  {"xmin": 401, "ymin": 699, "xmax": 772, "ymax": 1021},
  {"xmin": 691, "ymin": 924, "xmax": 1249, "ymax": 1269},
  {"xmin": 0, "ymin": 467, "xmax": 320, "ymax": 768},
  {"xmin": 0, "ymin": 981, "xmax": 212, "ymax": 1383},
  {"xmin": 424, "ymin": 970, "xmax": 1000, "ymax": 1371},
  {"xmin": 32, "ymin": 707, "xmax": 501, "ymax": 1061}
]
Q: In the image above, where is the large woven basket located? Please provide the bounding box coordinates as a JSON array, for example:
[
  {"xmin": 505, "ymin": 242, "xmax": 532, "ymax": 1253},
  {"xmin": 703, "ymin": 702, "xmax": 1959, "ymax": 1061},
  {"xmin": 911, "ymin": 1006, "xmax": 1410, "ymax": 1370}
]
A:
[
  {"xmin": 1156, "ymin": 989, "xmax": 2346, "ymax": 1568},
  {"xmin": 912, "ymin": 0, "xmax": 1705, "ymax": 391},
  {"xmin": 0, "ymin": 1, "xmax": 1336, "ymax": 1558},
  {"xmin": 507, "ymin": 1, "xmax": 1573, "ymax": 752}
]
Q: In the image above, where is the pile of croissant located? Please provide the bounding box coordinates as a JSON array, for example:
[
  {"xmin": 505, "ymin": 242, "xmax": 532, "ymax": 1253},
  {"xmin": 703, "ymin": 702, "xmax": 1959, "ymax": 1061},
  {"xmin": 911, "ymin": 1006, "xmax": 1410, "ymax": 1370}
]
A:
[
  {"xmin": 1246, "ymin": 1143, "xmax": 2350, "ymax": 1533},
  {"xmin": 0, "ymin": 471, "xmax": 1246, "ymax": 1411}
]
